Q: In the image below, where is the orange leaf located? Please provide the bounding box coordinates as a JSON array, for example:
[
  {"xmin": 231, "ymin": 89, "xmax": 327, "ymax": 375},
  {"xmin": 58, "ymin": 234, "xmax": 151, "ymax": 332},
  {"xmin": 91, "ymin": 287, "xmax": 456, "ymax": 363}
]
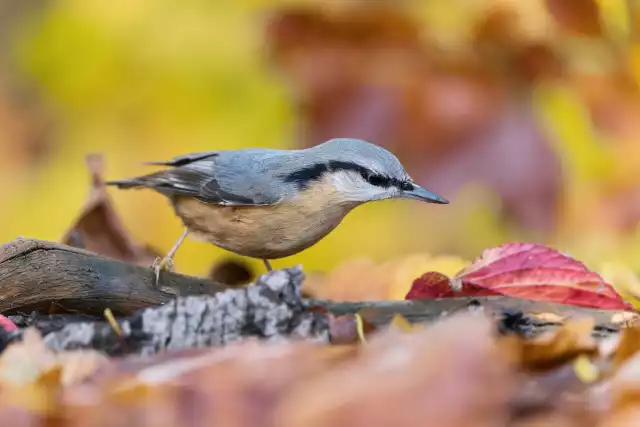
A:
[
  {"xmin": 545, "ymin": 0, "xmax": 602, "ymax": 36},
  {"xmin": 507, "ymin": 318, "xmax": 598, "ymax": 372},
  {"xmin": 610, "ymin": 326, "xmax": 640, "ymax": 372}
]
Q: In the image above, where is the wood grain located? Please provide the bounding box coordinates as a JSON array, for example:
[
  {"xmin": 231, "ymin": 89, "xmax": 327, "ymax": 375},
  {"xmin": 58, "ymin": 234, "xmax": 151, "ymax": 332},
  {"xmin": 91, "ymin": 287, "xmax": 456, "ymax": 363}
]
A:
[
  {"xmin": 0, "ymin": 237, "xmax": 229, "ymax": 316},
  {"xmin": 0, "ymin": 238, "xmax": 631, "ymax": 349}
]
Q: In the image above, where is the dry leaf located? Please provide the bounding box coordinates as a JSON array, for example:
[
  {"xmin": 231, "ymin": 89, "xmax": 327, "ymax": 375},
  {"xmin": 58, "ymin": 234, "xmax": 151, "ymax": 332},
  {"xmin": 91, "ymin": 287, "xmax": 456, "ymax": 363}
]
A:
[
  {"xmin": 265, "ymin": 2, "xmax": 562, "ymax": 233},
  {"xmin": 276, "ymin": 313, "xmax": 517, "ymax": 427},
  {"xmin": 545, "ymin": 0, "xmax": 602, "ymax": 36},
  {"xmin": 61, "ymin": 154, "xmax": 161, "ymax": 267},
  {"xmin": 610, "ymin": 326, "xmax": 640, "ymax": 373},
  {"xmin": 0, "ymin": 328, "xmax": 56, "ymax": 386},
  {"xmin": 506, "ymin": 318, "xmax": 598, "ymax": 372}
]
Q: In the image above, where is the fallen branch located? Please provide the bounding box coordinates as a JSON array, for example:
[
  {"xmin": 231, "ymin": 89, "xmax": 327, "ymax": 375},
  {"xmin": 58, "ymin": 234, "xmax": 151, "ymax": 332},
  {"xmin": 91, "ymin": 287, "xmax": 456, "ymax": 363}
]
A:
[
  {"xmin": 0, "ymin": 238, "xmax": 229, "ymax": 316},
  {"xmin": 315, "ymin": 296, "xmax": 628, "ymax": 331},
  {"xmin": 42, "ymin": 267, "xmax": 328, "ymax": 355},
  {"xmin": 0, "ymin": 238, "xmax": 630, "ymax": 355}
]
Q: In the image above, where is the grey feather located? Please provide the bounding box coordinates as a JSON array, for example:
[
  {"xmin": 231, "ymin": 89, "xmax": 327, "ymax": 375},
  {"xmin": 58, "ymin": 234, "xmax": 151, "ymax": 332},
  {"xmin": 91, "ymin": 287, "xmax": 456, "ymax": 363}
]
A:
[
  {"xmin": 141, "ymin": 151, "xmax": 219, "ymax": 167},
  {"xmin": 105, "ymin": 138, "xmax": 413, "ymax": 206}
]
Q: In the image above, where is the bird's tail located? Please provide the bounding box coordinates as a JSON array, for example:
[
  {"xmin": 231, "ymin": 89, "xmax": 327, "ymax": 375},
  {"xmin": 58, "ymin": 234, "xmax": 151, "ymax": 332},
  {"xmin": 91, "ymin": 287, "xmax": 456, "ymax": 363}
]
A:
[
  {"xmin": 104, "ymin": 178, "xmax": 145, "ymax": 189},
  {"xmin": 104, "ymin": 176, "xmax": 155, "ymax": 189},
  {"xmin": 105, "ymin": 170, "xmax": 171, "ymax": 190}
]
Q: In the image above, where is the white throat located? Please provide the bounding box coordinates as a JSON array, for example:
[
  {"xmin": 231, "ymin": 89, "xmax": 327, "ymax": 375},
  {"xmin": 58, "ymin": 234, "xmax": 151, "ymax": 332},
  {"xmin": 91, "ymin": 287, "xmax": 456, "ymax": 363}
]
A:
[{"xmin": 326, "ymin": 170, "xmax": 399, "ymax": 202}]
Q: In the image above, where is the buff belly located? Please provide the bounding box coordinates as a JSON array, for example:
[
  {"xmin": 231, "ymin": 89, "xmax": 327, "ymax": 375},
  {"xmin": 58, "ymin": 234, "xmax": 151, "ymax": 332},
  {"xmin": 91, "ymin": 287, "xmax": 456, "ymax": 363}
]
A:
[{"xmin": 171, "ymin": 194, "xmax": 357, "ymax": 259}]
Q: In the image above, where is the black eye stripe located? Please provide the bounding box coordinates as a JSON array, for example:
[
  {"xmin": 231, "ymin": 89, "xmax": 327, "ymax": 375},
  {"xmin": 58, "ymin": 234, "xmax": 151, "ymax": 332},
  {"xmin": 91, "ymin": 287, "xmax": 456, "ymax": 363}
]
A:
[
  {"xmin": 360, "ymin": 171, "xmax": 391, "ymax": 187},
  {"xmin": 282, "ymin": 160, "xmax": 411, "ymax": 191}
]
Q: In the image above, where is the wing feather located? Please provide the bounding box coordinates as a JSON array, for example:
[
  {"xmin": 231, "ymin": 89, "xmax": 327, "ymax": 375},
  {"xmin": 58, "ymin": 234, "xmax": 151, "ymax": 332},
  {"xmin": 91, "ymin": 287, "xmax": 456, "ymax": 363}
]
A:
[{"xmin": 107, "ymin": 153, "xmax": 283, "ymax": 206}]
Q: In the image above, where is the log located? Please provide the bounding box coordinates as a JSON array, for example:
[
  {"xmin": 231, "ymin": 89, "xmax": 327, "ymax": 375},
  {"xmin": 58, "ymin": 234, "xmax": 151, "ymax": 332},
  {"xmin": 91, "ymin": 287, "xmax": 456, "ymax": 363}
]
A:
[
  {"xmin": 0, "ymin": 238, "xmax": 630, "ymax": 356},
  {"xmin": 42, "ymin": 267, "xmax": 329, "ymax": 356},
  {"xmin": 0, "ymin": 237, "xmax": 229, "ymax": 316},
  {"xmin": 27, "ymin": 267, "xmax": 627, "ymax": 356},
  {"xmin": 313, "ymin": 297, "xmax": 627, "ymax": 336}
]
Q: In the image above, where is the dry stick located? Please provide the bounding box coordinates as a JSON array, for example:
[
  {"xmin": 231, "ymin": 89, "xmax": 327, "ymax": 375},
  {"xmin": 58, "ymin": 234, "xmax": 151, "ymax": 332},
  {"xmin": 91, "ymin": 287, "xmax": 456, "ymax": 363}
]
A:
[
  {"xmin": 0, "ymin": 238, "xmax": 229, "ymax": 316},
  {"xmin": 43, "ymin": 266, "xmax": 329, "ymax": 355},
  {"xmin": 310, "ymin": 298, "xmax": 629, "ymax": 331},
  {"xmin": 0, "ymin": 238, "xmax": 629, "ymax": 335}
]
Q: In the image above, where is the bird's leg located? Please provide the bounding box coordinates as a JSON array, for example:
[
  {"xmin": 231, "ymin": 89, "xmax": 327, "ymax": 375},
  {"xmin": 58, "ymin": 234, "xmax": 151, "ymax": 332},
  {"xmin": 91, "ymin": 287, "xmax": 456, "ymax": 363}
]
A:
[
  {"xmin": 262, "ymin": 259, "xmax": 273, "ymax": 272},
  {"xmin": 152, "ymin": 228, "xmax": 189, "ymax": 287}
]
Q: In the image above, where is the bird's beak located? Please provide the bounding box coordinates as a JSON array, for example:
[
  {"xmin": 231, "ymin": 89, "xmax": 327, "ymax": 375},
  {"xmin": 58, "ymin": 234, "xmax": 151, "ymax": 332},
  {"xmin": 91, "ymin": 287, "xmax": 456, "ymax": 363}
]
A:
[{"xmin": 401, "ymin": 184, "xmax": 449, "ymax": 204}]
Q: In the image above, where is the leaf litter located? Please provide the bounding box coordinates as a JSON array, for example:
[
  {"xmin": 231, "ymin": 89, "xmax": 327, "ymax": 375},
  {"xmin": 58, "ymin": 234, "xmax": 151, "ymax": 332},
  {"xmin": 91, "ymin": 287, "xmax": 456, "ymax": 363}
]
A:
[
  {"xmin": 0, "ymin": 152, "xmax": 636, "ymax": 426},
  {"xmin": 2, "ymin": 311, "xmax": 640, "ymax": 425}
]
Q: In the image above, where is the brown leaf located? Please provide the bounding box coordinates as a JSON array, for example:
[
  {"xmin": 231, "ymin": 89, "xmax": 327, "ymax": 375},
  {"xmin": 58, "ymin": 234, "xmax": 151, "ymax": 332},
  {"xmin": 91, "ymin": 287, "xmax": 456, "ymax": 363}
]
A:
[
  {"xmin": 0, "ymin": 328, "xmax": 56, "ymax": 386},
  {"xmin": 0, "ymin": 367, "xmax": 63, "ymax": 422},
  {"xmin": 57, "ymin": 350, "xmax": 111, "ymax": 387},
  {"xmin": 61, "ymin": 154, "xmax": 161, "ymax": 267},
  {"xmin": 276, "ymin": 313, "xmax": 517, "ymax": 427},
  {"xmin": 0, "ymin": 329, "xmax": 109, "ymax": 423},
  {"xmin": 265, "ymin": 3, "xmax": 562, "ymax": 233},
  {"xmin": 0, "ymin": 328, "xmax": 109, "ymax": 388},
  {"xmin": 0, "ymin": 79, "xmax": 54, "ymax": 178},
  {"xmin": 545, "ymin": 0, "xmax": 602, "ymax": 36},
  {"xmin": 504, "ymin": 318, "xmax": 598, "ymax": 372},
  {"xmin": 610, "ymin": 326, "xmax": 640, "ymax": 373},
  {"xmin": 605, "ymin": 346, "xmax": 640, "ymax": 417},
  {"xmin": 63, "ymin": 341, "xmax": 357, "ymax": 426}
]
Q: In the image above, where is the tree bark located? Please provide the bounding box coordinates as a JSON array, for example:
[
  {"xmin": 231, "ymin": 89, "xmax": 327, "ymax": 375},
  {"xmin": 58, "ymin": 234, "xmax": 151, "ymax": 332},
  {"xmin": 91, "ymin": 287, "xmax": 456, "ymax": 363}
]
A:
[
  {"xmin": 0, "ymin": 237, "xmax": 229, "ymax": 316},
  {"xmin": 0, "ymin": 238, "xmax": 629, "ymax": 356}
]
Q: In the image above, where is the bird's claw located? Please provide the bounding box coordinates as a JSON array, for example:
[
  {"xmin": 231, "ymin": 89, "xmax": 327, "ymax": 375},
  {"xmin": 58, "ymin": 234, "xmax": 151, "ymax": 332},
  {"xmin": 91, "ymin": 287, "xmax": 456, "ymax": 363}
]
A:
[{"xmin": 151, "ymin": 256, "xmax": 173, "ymax": 288}]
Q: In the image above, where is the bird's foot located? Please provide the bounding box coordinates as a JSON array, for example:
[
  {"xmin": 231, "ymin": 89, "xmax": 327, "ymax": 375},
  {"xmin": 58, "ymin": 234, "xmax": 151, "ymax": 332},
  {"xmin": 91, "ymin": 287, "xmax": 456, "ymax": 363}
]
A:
[{"xmin": 151, "ymin": 256, "xmax": 174, "ymax": 291}]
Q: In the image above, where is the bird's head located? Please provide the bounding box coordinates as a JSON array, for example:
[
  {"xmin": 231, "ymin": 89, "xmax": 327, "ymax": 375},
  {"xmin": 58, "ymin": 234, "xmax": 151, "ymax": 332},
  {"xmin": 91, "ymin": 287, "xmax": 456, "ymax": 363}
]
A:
[{"xmin": 285, "ymin": 138, "xmax": 449, "ymax": 205}]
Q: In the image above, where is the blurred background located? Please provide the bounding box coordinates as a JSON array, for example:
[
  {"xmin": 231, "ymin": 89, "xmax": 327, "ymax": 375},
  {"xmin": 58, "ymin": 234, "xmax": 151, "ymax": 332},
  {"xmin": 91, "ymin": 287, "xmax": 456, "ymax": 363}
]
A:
[{"xmin": 1, "ymin": 0, "xmax": 639, "ymax": 299}]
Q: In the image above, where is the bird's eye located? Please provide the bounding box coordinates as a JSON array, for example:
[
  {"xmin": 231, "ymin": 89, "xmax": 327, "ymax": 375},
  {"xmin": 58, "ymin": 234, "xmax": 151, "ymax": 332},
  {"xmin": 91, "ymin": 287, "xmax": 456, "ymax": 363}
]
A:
[
  {"xmin": 400, "ymin": 181, "xmax": 414, "ymax": 191},
  {"xmin": 363, "ymin": 173, "xmax": 389, "ymax": 187}
]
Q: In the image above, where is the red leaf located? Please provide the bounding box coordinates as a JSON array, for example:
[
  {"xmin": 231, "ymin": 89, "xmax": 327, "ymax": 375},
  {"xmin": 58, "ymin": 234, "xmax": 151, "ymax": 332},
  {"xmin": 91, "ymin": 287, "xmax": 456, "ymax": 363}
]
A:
[
  {"xmin": 0, "ymin": 315, "xmax": 17, "ymax": 332},
  {"xmin": 405, "ymin": 272, "xmax": 500, "ymax": 299},
  {"xmin": 406, "ymin": 243, "xmax": 631, "ymax": 310}
]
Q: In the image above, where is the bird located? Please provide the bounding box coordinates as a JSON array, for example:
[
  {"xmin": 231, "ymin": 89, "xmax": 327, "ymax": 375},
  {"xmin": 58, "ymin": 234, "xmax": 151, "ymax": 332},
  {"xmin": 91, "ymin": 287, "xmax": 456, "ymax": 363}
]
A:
[{"xmin": 105, "ymin": 138, "xmax": 449, "ymax": 286}]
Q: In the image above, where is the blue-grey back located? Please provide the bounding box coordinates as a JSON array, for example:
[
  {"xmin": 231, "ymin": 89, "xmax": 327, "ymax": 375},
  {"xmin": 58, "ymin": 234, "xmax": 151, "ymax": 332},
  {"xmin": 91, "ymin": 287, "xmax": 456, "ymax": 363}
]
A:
[{"xmin": 173, "ymin": 138, "xmax": 409, "ymax": 205}]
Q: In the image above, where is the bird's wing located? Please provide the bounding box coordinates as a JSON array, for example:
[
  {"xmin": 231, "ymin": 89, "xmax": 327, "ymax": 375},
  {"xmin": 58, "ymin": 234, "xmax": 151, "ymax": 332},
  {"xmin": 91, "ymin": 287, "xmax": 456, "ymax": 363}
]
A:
[
  {"xmin": 141, "ymin": 151, "xmax": 219, "ymax": 167},
  {"xmin": 115, "ymin": 151, "xmax": 286, "ymax": 206}
]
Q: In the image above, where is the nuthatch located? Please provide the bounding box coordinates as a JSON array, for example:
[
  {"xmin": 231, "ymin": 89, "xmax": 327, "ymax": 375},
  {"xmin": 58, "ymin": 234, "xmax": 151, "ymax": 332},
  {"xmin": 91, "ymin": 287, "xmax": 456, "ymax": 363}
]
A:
[{"xmin": 106, "ymin": 138, "xmax": 449, "ymax": 285}]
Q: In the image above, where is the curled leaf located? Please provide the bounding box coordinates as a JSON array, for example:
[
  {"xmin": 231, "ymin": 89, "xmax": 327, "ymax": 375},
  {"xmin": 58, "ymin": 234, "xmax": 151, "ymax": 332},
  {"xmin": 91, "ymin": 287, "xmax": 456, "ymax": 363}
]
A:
[
  {"xmin": 507, "ymin": 318, "xmax": 598, "ymax": 372},
  {"xmin": 61, "ymin": 154, "xmax": 161, "ymax": 267},
  {"xmin": 407, "ymin": 243, "xmax": 630, "ymax": 310}
]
